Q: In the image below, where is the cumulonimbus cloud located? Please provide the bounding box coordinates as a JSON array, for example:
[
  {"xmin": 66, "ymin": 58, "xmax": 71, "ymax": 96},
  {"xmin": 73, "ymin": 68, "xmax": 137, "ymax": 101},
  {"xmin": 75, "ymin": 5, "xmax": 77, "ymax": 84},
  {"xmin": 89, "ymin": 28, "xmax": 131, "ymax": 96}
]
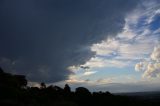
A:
[{"xmin": 0, "ymin": 0, "xmax": 139, "ymax": 83}]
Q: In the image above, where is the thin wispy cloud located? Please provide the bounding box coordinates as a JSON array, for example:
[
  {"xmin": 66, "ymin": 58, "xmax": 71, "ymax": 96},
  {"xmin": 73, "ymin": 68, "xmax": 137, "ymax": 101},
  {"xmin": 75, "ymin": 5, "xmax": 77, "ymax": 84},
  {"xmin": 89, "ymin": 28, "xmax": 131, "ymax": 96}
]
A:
[
  {"xmin": 83, "ymin": 0, "xmax": 159, "ymax": 70},
  {"xmin": 65, "ymin": 0, "xmax": 160, "ymax": 92}
]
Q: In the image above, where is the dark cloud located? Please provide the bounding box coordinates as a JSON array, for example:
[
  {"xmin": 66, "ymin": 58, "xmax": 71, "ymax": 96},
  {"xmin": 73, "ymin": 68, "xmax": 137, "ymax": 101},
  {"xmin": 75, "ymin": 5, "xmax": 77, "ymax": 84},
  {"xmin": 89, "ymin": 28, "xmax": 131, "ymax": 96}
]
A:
[{"xmin": 0, "ymin": 0, "xmax": 139, "ymax": 83}]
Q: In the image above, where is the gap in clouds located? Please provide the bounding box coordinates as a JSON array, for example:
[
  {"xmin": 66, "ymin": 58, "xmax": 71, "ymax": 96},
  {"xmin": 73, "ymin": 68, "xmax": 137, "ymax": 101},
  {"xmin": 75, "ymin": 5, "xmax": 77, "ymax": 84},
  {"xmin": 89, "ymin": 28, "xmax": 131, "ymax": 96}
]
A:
[{"xmin": 66, "ymin": 0, "xmax": 160, "ymax": 92}]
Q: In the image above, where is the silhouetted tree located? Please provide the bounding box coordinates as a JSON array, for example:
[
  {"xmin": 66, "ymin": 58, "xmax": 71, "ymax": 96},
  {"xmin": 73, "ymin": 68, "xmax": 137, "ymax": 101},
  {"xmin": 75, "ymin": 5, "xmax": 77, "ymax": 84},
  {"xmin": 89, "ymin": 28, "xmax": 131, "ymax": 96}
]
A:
[
  {"xmin": 0, "ymin": 67, "xmax": 3, "ymax": 73},
  {"xmin": 40, "ymin": 82, "xmax": 46, "ymax": 89},
  {"xmin": 0, "ymin": 67, "xmax": 27, "ymax": 89},
  {"xmin": 0, "ymin": 67, "xmax": 160, "ymax": 106},
  {"xmin": 75, "ymin": 87, "xmax": 91, "ymax": 97},
  {"xmin": 64, "ymin": 84, "xmax": 71, "ymax": 93},
  {"xmin": 14, "ymin": 75, "xmax": 27, "ymax": 88},
  {"xmin": 76, "ymin": 87, "xmax": 90, "ymax": 94}
]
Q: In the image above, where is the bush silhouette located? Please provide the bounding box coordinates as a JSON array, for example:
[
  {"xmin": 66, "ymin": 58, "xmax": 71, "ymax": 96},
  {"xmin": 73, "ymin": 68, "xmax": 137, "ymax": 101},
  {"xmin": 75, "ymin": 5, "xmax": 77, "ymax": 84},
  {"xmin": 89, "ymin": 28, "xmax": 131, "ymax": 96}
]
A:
[
  {"xmin": 75, "ymin": 87, "xmax": 91, "ymax": 96},
  {"xmin": 0, "ymin": 67, "xmax": 160, "ymax": 106},
  {"xmin": 0, "ymin": 67, "xmax": 27, "ymax": 89}
]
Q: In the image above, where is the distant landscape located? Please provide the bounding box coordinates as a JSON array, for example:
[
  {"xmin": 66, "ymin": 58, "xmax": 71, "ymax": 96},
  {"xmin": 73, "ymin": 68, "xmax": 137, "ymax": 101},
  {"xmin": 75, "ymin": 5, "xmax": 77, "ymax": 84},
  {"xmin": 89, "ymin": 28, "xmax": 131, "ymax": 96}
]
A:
[{"xmin": 1, "ymin": 67, "xmax": 160, "ymax": 106}]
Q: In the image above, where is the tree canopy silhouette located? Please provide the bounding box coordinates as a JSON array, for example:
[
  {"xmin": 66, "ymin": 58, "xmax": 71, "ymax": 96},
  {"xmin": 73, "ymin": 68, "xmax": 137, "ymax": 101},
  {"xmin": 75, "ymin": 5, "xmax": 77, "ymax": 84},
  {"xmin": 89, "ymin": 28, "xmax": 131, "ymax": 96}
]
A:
[
  {"xmin": 0, "ymin": 67, "xmax": 160, "ymax": 106},
  {"xmin": 0, "ymin": 67, "xmax": 27, "ymax": 89},
  {"xmin": 64, "ymin": 84, "xmax": 71, "ymax": 93}
]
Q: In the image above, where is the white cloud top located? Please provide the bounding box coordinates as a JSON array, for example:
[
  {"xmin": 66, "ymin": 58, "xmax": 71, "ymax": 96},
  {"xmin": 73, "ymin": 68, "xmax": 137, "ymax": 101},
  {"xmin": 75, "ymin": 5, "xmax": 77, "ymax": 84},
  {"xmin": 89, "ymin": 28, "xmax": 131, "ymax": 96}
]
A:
[
  {"xmin": 151, "ymin": 46, "xmax": 160, "ymax": 62},
  {"xmin": 68, "ymin": 0, "xmax": 160, "ymax": 84},
  {"xmin": 136, "ymin": 46, "xmax": 160, "ymax": 78}
]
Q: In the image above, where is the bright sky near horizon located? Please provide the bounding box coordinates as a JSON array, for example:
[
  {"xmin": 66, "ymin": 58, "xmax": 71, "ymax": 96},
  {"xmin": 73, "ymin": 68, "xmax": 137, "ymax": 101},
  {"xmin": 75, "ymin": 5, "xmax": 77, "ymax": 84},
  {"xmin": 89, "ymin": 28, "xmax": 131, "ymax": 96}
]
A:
[{"xmin": 64, "ymin": 1, "xmax": 160, "ymax": 92}]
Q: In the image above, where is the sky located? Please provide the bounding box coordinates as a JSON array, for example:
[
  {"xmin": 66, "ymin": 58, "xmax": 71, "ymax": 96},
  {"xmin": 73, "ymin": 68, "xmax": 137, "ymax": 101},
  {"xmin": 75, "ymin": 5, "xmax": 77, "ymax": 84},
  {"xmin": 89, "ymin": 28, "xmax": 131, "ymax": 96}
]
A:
[{"xmin": 0, "ymin": 0, "xmax": 160, "ymax": 93}]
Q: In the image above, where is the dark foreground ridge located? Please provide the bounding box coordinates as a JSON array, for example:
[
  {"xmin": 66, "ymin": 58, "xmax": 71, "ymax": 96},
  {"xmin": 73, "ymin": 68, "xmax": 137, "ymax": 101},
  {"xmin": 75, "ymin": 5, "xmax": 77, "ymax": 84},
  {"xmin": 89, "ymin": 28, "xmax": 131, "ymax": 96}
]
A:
[{"xmin": 0, "ymin": 67, "xmax": 160, "ymax": 106}]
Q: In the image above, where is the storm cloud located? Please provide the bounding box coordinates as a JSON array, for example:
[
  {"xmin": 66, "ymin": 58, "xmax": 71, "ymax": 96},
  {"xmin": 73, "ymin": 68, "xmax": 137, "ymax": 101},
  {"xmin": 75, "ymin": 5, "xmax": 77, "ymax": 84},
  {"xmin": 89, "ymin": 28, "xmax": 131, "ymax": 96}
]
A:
[{"xmin": 0, "ymin": 0, "xmax": 139, "ymax": 83}]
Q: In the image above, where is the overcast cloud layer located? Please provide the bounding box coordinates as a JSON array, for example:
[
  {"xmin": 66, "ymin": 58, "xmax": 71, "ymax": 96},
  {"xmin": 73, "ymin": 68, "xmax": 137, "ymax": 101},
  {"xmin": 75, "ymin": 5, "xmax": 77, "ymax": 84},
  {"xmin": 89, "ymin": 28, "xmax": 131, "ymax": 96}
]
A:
[{"xmin": 0, "ymin": 0, "xmax": 139, "ymax": 83}]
